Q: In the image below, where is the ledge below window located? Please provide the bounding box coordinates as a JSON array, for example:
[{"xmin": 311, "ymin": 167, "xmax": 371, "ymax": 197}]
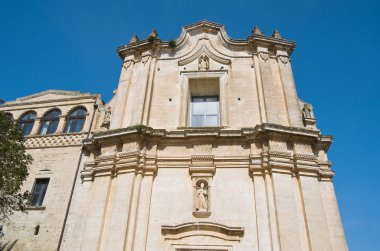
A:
[{"xmin": 24, "ymin": 206, "xmax": 46, "ymax": 211}]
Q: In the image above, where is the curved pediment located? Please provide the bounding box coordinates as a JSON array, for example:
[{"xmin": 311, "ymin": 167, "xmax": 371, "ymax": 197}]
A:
[
  {"xmin": 161, "ymin": 222, "xmax": 244, "ymax": 241},
  {"xmin": 178, "ymin": 44, "xmax": 231, "ymax": 66}
]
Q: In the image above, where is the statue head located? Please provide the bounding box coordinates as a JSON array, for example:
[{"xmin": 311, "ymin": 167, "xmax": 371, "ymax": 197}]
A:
[{"xmin": 200, "ymin": 183, "xmax": 204, "ymax": 188}]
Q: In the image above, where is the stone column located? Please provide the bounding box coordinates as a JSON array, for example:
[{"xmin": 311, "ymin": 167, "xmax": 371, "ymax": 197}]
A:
[
  {"xmin": 79, "ymin": 160, "xmax": 113, "ymax": 250},
  {"xmin": 320, "ymin": 180, "xmax": 348, "ymax": 251},
  {"xmin": 30, "ymin": 117, "xmax": 41, "ymax": 135},
  {"xmin": 251, "ymin": 171, "xmax": 273, "ymax": 251},
  {"xmin": 56, "ymin": 115, "xmax": 67, "ymax": 133},
  {"xmin": 252, "ymin": 53, "xmax": 267, "ymax": 124},
  {"xmin": 132, "ymin": 174, "xmax": 154, "ymax": 250},
  {"xmin": 298, "ymin": 175, "xmax": 332, "ymax": 250},
  {"xmin": 256, "ymin": 47, "xmax": 289, "ymax": 126},
  {"xmin": 271, "ymin": 170, "xmax": 305, "ymax": 251},
  {"xmin": 124, "ymin": 172, "xmax": 143, "ymax": 251},
  {"xmin": 110, "ymin": 60, "xmax": 135, "ymax": 129},
  {"xmin": 276, "ymin": 50, "xmax": 303, "ymax": 127},
  {"xmin": 99, "ymin": 171, "xmax": 135, "ymax": 250}
]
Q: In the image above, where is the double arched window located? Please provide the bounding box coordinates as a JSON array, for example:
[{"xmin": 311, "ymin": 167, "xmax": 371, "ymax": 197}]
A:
[
  {"xmin": 64, "ymin": 107, "xmax": 86, "ymax": 133},
  {"xmin": 18, "ymin": 112, "xmax": 37, "ymax": 136},
  {"xmin": 38, "ymin": 109, "xmax": 61, "ymax": 135}
]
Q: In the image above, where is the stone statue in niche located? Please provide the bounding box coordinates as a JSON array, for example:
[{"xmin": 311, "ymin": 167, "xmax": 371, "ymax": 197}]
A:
[
  {"xmin": 101, "ymin": 105, "xmax": 111, "ymax": 129},
  {"xmin": 198, "ymin": 54, "xmax": 209, "ymax": 71},
  {"xmin": 303, "ymin": 104, "xmax": 313, "ymax": 119},
  {"xmin": 195, "ymin": 182, "xmax": 208, "ymax": 211}
]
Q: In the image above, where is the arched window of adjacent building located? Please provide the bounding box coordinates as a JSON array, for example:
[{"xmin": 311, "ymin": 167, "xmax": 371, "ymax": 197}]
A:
[
  {"xmin": 18, "ymin": 111, "xmax": 37, "ymax": 136},
  {"xmin": 64, "ymin": 107, "xmax": 87, "ymax": 133},
  {"xmin": 38, "ymin": 109, "xmax": 61, "ymax": 135}
]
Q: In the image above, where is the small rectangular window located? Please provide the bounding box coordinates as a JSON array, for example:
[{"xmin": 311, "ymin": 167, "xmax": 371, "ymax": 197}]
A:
[
  {"xmin": 31, "ymin": 179, "xmax": 49, "ymax": 207},
  {"xmin": 191, "ymin": 96, "xmax": 219, "ymax": 127}
]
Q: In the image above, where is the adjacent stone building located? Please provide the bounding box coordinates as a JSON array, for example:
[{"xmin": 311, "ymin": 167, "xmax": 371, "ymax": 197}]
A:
[{"xmin": 0, "ymin": 21, "xmax": 348, "ymax": 251}]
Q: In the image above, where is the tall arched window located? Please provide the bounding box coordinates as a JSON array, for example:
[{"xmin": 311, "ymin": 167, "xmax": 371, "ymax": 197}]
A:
[
  {"xmin": 64, "ymin": 107, "xmax": 86, "ymax": 133},
  {"xmin": 38, "ymin": 109, "xmax": 61, "ymax": 135},
  {"xmin": 18, "ymin": 111, "xmax": 36, "ymax": 136}
]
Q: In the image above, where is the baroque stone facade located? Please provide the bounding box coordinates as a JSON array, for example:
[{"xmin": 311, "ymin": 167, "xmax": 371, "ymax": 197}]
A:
[{"xmin": 0, "ymin": 21, "xmax": 347, "ymax": 251}]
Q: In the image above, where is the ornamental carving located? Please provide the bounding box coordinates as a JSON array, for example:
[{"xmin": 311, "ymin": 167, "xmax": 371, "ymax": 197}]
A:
[
  {"xmin": 198, "ymin": 54, "xmax": 209, "ymax": 70},
  {"xmin": 195, "ymin": 180, "xmax": 208, "ymax": 212},
  {"xmin": 100, "ymin": 105, "xmax": 111, "ymax": 130},
  {"xmin": 24, "ymin": 133, "xmax": 87, "ymax": 148},
  {"xmin": 259, "ymin": 52, "xmax": 269, "ymax": 62},
  {"xmin": 141, "ymin": 55, "xmax": 150, "ymax": 65},
  {"xmin": 278, "ymin": 55, "xmax": 289, "ymax": 64},
  {"xmin": 123, "ymin": 60, "xmax": 132, "ymax": 70}
]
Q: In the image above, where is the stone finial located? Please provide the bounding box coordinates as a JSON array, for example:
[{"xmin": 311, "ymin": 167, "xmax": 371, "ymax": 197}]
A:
[
  {"xmin": 129, "ymin": 35, "xmax": 139, "ymax": 44},
  {"xmin": 149, "ymin": 29, "xmax": 158, "ymax": 38},
  {"xmin": 252, "ymin": 26, "xmax": 263, "ymax": 36},
  {"xmin": 272, "ymin": 30, "xmax": 282, "ymax": 39}
]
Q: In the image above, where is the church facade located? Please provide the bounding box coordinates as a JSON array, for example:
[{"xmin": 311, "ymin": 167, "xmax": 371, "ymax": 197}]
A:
[{"xmin": 0, "ymin": 21, "xmax": 347, "ymax": 251}]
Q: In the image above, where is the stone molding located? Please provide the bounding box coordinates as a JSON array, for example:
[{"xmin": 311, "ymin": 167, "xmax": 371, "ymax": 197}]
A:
[
  {"xmin": 81, "ymin": 124, "xmax": 333, "ymax": 181},
  {"xmin": 117, "ymin": 20, "xmax": 295, "ymax": 60},
  {"xmin": 161, "ymin": 222, "xmax": 244, "ymax": 241},
  {"xmin": 178, "ymin": 44, "xmax": 231, "ymax": 66},
  {"xmin": 24, "ymin": 132, "xmax": 87, "ymax": 148},
  {"xmin": 81, "ymin": 151, "xmax": 157, "ymax": 182}
]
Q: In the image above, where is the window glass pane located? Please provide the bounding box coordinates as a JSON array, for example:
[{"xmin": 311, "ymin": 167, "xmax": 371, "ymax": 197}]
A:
[
  {"xmin": 31, "ymin": 179, "xmax": 49, "ymax": 207},
  {"xmin": 206, "ymin": 97, "xmax": 218, "ymax": 102},
  {"xmin": 21, "ymin": 122, "xmax": 34, "ymax": 136},
  {"xmin": 192, "ymin": 115, "xmax": 204, "ymax": 127},
  {"xmin": 64, "ymin": 120, "xmax": 73, "ymax": 133},
  {"xmin": 205, "ymin": 115, "xmax": 218, "ymax": 126},
  {"xmin": 39, "ymin": 121, "xmax": 49, "ymax": 135},
  {"xmin": 192, "ymin": 102, "xmax": 205, "ymax": 115},
  {"xmin": 47, "ymin": 120, "xmax": 59, "ymax": 134},
  {"xmin": 192, "ymin": 97, "xmax": 205, "ymax": 102},
  {"xmin": 206, "ymin": 101, "xmax": 219, "ymax": 115},
  {"xmin": 45, "ymin": 110, "xmax": 61, "ymax": 118}
]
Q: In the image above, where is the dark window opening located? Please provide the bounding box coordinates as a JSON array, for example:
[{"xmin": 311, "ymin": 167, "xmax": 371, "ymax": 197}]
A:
[{"xmin": 31, "ymin": 179, "xmax": 49, "ymax": 207}]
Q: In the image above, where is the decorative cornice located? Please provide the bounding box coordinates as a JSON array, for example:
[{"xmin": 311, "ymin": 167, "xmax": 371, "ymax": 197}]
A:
[
  {"xmin": 117, "ymin": 20, "xmax": 296, "ymax": 60},
  {"xmin": 161, "ymin": 222, "xmax": 244, "ymax": 241}
]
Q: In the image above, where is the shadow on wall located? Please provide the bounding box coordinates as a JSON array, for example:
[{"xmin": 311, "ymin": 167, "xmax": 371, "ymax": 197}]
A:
[{"xmin": 0, "ymin": 240, "xmax": 18, "ymax": 251}]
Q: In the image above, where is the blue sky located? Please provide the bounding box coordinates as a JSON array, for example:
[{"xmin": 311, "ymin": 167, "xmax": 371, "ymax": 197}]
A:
[{"xmin": 1, "ymin": 0, "xmax": 379, "ymax": 249}]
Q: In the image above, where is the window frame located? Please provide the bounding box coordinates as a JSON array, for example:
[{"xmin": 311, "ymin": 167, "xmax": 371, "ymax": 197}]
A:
[
  {"xmin": 30, "ymin": 178, "xmax": 50, "ymax": 207},
  {"xmin": 64, "ymin": 107, "xmax": 87, "ymax": 133},
  {"xmin": 179, "ymin": 71, "xmax": 228, "ymax": 128},
  {"xmin": 190, "ymin": 96, "xmax": 220, "ymax": 127},
  {"xmin": 38, "ymin": 109, "xmax": 61, "ymax": 135},
  {"xmin": 18, "ymin": 111, "xmax": 37, "ymax": 136}
]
